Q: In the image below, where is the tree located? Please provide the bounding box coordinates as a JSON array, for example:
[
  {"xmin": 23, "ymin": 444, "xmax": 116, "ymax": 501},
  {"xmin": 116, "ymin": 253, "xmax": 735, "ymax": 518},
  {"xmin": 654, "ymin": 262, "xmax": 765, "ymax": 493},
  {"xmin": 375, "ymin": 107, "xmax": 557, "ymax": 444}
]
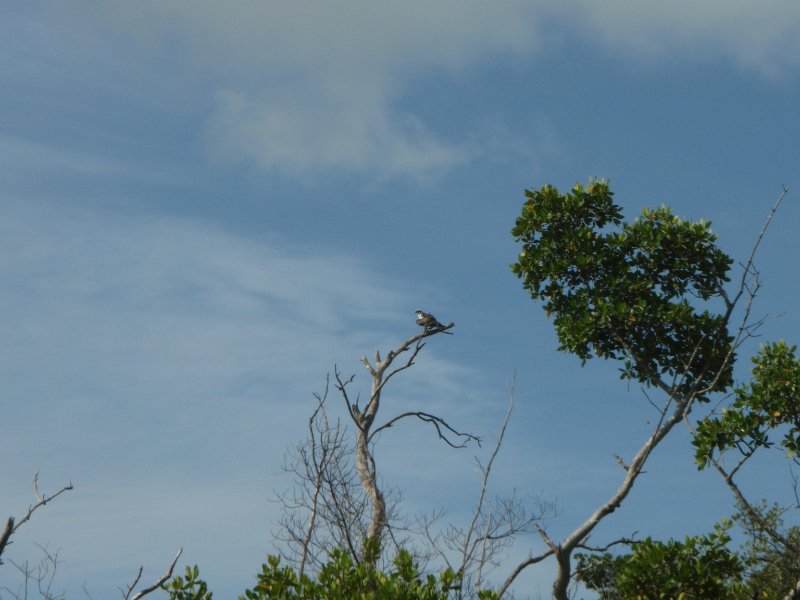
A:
[
  {"xmin": 505, "ymin": 179, "xmax": 788, "ymax": 599},
  {"xmin": 273, "ymin": 324, "xmax": 540, "ymax": 599},
  {"xmin": 274, "ymin": 321, "xmax": 490, "ymax": 572}
]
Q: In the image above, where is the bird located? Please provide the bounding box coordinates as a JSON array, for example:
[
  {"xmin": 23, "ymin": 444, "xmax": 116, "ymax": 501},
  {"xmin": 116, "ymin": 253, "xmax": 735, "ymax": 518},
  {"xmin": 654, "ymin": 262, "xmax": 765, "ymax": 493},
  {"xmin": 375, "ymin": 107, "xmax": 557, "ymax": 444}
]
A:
[{"xmin": 416, "ymin": 310, "xmax": 444, "ymax": 329}]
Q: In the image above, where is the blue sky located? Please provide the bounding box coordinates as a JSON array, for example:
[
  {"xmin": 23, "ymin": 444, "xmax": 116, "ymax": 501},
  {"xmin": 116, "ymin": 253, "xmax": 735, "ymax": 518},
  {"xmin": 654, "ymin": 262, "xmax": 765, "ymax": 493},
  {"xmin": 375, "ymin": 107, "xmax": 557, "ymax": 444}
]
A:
[{"xmin": 2, "ymin": 2, "xmax": 799, "ymax": 598}]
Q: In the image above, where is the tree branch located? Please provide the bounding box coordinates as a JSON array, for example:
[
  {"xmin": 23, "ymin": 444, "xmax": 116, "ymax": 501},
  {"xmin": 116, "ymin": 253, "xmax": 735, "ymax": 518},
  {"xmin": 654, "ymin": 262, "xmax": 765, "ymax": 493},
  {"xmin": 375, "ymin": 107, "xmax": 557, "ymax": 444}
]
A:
[
  {"xmin": 369, "ymin": 411, "xmax": 480, "ymax": 448},
  {"xmin": 1, "ymin": 474, "xmax": 74, "ymax": 564},
  {"xmin": 497, "ymin": 548, "xmax": 555, "ymax": 598},
  {"xmin": 125, "ymin": 548, "xmax": 183, "ymax": 600}
]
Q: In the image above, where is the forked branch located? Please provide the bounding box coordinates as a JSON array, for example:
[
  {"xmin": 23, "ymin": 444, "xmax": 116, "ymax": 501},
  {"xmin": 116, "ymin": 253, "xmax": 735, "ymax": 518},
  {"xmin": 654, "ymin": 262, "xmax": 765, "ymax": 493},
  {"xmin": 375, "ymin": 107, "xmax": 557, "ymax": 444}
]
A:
[{"xmin": 123, "ymin": 548, "xmax": 183, "ymax": 600}]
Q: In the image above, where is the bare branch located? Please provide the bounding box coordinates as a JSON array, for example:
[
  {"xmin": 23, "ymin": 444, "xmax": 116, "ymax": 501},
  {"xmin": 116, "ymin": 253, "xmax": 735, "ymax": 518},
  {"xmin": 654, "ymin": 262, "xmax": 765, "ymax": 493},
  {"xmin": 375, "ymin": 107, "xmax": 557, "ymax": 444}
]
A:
[
  {"xmin": 369, "ymin": 411, "xmax": 480, "ymax": 448},
  {"xmin": 1, "ymin": 475, "xmax": 74, "ymax": 565},
  {"xmin": 497, "ymin": 549, "xmax": 555, "ymax": 598},
  {"xmin": 125, "ymin": 548, "xmax": 183, "ymax": 600},
  {"xmin": 2, "ymin": 544, "xmax": 65, "ymax": 600},
  {"xmin": 575, "ymin": 534, "xmax": 638, "ymax": 553},
  {"xmin": 299, "ymin": 378, "xmax": 331, "ymax": 577},
  {"xmin": 461, "ymin": 386, "xmax": 515, "ymax": 580},
  {"xmin": 12, "ymin": 475, "xmax": 74, "ymax": 533},
  {"xmin": 121, "ymin": 567, "xmax": 143, "ymax": 600},
  {"xmin": 728, "ymin": 186, "xmax": 789, "ymax": 314}
]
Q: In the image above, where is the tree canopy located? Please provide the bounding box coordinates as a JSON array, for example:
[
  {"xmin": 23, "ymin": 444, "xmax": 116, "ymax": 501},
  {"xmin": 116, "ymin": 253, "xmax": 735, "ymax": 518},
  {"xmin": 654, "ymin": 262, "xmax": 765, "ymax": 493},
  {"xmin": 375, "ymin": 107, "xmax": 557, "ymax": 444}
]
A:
[{"xmin": 511, "ymin": 179, "xmax": 734, "ymax": 400}]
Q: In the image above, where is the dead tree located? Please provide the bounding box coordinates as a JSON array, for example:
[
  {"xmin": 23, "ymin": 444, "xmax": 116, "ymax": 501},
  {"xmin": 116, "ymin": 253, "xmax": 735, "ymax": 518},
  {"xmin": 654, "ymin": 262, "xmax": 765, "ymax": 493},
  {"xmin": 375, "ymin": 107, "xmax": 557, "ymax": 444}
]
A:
[
  {"xmin": 275, "ymin": 376, "xmax": 372, "ymax": 573},
  {"xmin": 344, "ymin": 320, "xmax": 481, "ymax": 561},
  {"xmin": 277, "ymin": 318, "xmax": 483, "ymax": 569}
]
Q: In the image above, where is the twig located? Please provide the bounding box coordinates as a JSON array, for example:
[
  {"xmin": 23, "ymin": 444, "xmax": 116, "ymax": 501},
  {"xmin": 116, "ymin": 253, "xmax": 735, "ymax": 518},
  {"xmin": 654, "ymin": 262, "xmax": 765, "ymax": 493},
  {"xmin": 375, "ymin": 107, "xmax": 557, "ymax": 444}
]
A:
[
  {"xmin": 125, "ymin": 548, "xmax": 183, "ymax": 600},
  {"xmin": 462, "ymin": 384, "xmax": 515, "ymax": 581},
  {"xmin": 13, "ymin": 475, "xmax": 74, "ymax": 532}
]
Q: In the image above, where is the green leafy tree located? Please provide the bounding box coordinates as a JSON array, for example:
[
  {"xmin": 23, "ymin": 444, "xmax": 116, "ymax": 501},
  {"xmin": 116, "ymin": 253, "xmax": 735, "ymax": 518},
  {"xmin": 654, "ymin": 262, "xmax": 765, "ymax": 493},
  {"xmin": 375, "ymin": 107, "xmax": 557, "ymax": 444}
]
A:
[
  {"xmin": 502, "ymin": 179, "xmax": 778, "ymax": 600},
  {"xmin": 511, "ymin": 179, "xmax": 733, "ymax": 399},
  {"xmin": 163, "ymin": 180, "xmax": 794, "ymax": 600}
]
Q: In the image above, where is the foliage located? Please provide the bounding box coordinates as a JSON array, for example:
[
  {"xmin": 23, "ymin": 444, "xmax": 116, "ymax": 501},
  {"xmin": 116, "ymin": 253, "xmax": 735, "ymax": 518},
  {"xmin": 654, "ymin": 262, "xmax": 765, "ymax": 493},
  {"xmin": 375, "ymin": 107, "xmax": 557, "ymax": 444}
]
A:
[
  {"xmin": 163, "ymin": 564, "xmax": 213, "ymax": 599},
  {"xmin": 576, "ymin": 513, "xmax": 800, "ymax": 600},
  {"xmin": 694, "ymin": 340, "xmax": 800, "ymax": 467},
  {"xmin": 162, "ymin": 548, "xmax": 469, "ymax": 600},
  {"xmin": 575, "ymin": 525, "xmax": 744, "ymax": 599},
  {"xmin": 511, "ymin": 180, "xmax": 733, "ymax": 400}
]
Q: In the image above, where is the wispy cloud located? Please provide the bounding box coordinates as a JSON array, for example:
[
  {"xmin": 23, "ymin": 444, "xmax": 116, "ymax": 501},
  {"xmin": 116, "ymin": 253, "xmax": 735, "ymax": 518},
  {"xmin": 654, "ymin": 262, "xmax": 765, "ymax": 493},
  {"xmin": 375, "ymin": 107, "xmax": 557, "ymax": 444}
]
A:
[
  {"xmin": 84, "ymin": 2, "xmax": 546, "ymax": 179},
  {"xmin": 208, "ymin": 85, "xmax": 469, "ymax": 179},
  {"xmin": 0, "ymin": 194, "xmax": 488, "ymax": 595}
]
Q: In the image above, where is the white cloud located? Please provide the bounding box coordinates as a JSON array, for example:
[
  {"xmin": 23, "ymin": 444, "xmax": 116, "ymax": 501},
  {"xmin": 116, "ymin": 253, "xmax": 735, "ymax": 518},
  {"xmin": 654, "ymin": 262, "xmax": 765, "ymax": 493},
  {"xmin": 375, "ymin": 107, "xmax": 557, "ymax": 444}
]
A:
[
  {"xmin": 96, "ymin": 1, "xmax": 540, "ymax": 76},
  {"xmin": 117, "ymin": 1, "xmax": 800, "ymax": 177},
  {"xmin": 208, "ymin": 85, "xmax": 469, "ymax": 178},
  {"xmin": 555, "ymin": 0, "xmax": 800, "ymax": 77},
  {"xmin": 8, "ymin": 2, "xmax": 800, "ymax": 180},
  {"xmin": 85, "ymin": 1, "xmax": 546, "ymax": 178}
]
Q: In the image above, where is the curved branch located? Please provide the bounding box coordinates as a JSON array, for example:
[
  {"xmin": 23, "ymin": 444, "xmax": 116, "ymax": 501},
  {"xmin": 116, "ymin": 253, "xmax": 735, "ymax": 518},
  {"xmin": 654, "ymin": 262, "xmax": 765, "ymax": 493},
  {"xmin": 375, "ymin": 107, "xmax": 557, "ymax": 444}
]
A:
[
  {"xmin": 369, "ymin": 411, "xmax": 480, "ymax": 448},
  {"xmin": 497, "ymin": 549, "xmax": 555, "ymax": 598}
]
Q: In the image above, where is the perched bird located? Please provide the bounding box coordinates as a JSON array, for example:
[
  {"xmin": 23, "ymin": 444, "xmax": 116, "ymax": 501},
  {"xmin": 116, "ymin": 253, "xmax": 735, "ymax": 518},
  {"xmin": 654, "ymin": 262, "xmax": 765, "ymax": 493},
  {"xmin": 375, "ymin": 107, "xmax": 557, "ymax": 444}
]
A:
[{"xmin": 416, "ymin": 310, "xmax": 444, "ymax": 329}]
